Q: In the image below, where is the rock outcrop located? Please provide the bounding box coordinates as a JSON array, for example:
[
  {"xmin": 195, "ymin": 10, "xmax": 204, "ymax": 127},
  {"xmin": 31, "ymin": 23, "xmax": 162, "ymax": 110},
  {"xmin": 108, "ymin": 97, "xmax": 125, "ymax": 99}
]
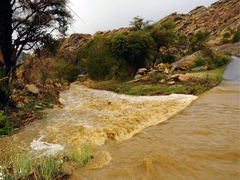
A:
[
  {"xmin": 171, "ymin": 50, "xmax": 207, "ymax": 72},
  {"xmin": 155, "ymin": 0, "xmax": 240, "ymax": 45}
]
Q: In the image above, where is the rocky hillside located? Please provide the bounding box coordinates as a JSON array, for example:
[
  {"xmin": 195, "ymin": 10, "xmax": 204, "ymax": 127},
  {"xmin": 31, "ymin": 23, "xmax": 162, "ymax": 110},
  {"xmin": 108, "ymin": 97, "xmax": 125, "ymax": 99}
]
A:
[
  {"xmin": 155, "ymin": 0, "xmax": 239, "ymax": 45},
  {"xmin": 17, "ymin": 0, "xmax": 239, "ymax": 83},
  {"xmin": 56, "ymin": 0, "xmax": 239, "ymax": 57}
]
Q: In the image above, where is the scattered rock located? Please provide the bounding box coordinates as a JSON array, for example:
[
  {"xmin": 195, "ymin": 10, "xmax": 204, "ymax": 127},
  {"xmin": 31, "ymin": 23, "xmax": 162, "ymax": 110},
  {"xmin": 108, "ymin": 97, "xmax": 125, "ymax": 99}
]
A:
[
  {"xmin": 23, "ymin": 97, "xmax": 29, "ymax": 103},
  {"xmin": 17, "ymin": 104, "xmax": 24, "ymax": 108},
  {"xmin": 137, "ymin": 68, "xmax": 148, "ymax": 74},
  {"xmin": 126, "ymin": 79, "xmax": 140, "ymax": 84},
  {"xmin": 142, "ymin": 76, "xmax": 151, "ymax": 81},
  {"xmin": 59, "ymin": 98, "xmax": 66, "ymax": 105},
  {"xmin": 25, "ymin": 84, "xmax": 39, "ymax": 94},
  {"xmin": 55, "ymin": 83, "xmax": 61, "ymax": 88},
  {"xmin": 25, "ymin": 102, "xmax": 35, "ymax": 107},
  {"xmin": 167, "ymin": 81, "xmax": 176, "ymax": 85},
  {"xmin": 44, "ymin": 102, "xmax": 49, "ymax": 105},
  {"xmin": 171, "ymin": 74, "xmax": 181, "ymax": 80},
  {"xmin": 164, "ymin": 68, "xmax": 170, "ymax": 74},
  {"xmin": 178, "ymin": 73, "xmax": 196, "ymax": 82},
  {"xmin": 34, "ymin": 105, "xmax": 43, "ymax": 109},
  {"xmin": 53, "ymin": 105, "xmax": 61, "ymax": 109},
  {"xmin": 159, "ymin": 79, "xmax": 166, "ymax": 84},
  {"xmin": 134, "ymin": 74, "xmax": 144, "ymax": 80},
  {"xmin": 191, "ymin": 66, "xmax": 207, "ymax": 71},
  {"xmin": 180, "ymin": 66, "xmax": 187, "ymax": 71},
  {"xmin": 78, "ymin": 74, "xmax": 86, "ymax": 81}
]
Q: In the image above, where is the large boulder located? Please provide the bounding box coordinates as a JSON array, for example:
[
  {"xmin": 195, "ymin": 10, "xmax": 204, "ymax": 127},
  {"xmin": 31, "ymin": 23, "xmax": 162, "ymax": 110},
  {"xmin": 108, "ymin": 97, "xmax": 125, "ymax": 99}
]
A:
[
  {"xmin": 171, "ymin": 51, "xmax": 207, "ymax": 72},
  {"xmin": 25, "ymin": 84, "xmax": 39, "ymax": 94}
]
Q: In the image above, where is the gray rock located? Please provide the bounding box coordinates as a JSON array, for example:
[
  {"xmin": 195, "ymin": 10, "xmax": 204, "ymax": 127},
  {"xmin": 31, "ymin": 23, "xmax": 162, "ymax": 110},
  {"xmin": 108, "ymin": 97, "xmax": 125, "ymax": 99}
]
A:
[
  {"xmin": 171, "ymin": 50, "xmax": 207, "ymax": 72},
  {"xmin": 78, "ymin": 74, "xmax": 86, "ymax": 81},
  {"xmin": 171, "ymin": 74, "xmax": 181, "ymax": 81},
  {"xmin": 137, "ymin": 68, "xmax": 148, "ymax": 74},
  {"xmin": 191, "ymin": 66, "xmax": 207, "ymax": 71},
  {"xmin": 25, "ymin": 84, "xmax": 39, "ymax": 94},
  {"xmin": 78, "ymin": 69, "xmax": 87, "ymax": 75},
  {"xmin": 167, "ymin": 81, "xmax": 175, "ymax": 85},
  {"xmin": 126, "ymin": 79, "xmax": 140, "ymax": 84},
  {"xmin": 134, "ymin": 74, "xmax": 144, "ymax": 80},
  {"xmin": 17, "ymin": 104, "xmax": 24, "ymax": 108},
  {"xmin": 34, "ymin": 105, "xmax": 43, "ymax": 109}
]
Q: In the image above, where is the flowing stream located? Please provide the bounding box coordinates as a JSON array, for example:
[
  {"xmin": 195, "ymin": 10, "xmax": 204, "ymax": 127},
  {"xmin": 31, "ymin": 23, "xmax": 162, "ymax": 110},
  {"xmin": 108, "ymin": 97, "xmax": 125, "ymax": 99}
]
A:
[{"xmin": 1, "ymin": 57, "xmax": 239, "ymax": 180}]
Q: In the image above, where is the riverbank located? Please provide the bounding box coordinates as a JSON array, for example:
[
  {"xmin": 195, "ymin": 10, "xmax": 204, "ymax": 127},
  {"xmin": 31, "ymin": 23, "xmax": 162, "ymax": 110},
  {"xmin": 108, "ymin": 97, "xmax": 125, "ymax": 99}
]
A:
[
  {"xmin": 77, "ymin": 66, "xmax": 226, "ymax": 96},
  {"xmin": 0, "ymin": 63, "xmax": 228, "ymax": 137}
]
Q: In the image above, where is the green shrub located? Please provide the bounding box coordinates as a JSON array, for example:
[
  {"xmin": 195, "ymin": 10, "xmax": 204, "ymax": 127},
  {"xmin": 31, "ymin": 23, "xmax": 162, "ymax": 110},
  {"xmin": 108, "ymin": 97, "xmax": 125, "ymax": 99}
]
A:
[
  {"xmin": 111, "ymin": 31, "xmax": 153, "ymax": 76},
  {"xmin": 85, "ymin": 36, "xmax": 115, "ymax": 80},
  {"xmin": 223, "ymin": 50, "xmax": 232, "ymax": 56},
  {"xmin": 151, "ymin": 74, "xmax": 162, "ymax": 83},
  {"xmin": 129, "ymin": 16, "xmax": 153, "ymax": 31},
  {"xmin": 221, "ymin": 37, "xmax": 231, "ymax": 44},
  {"xmin": 55, "ymin": 59, "xmax": 78, "ymax": 82},
  {"xmin": 212, "ymin": 55, "xmax": 231, "ymax": 68},
  {"xmin": 188, "ymin": 31, "xmax": 209, "ymax": 54},
  {"xmin": 66, "ymin": 64, "xmax": 79, "ymax": 82},
  {"xmin": 161, "ymin": 52, "xmax": 175, "ymax": 64},
  {"xmin": 0, "ymin": 69, "xmax": 14, "ymax": 106},
  {"xmin": 41, "ymin": 71, "xmax": 49, "ymax": 85},
  {"xmin": 232, "ymin": 30, "xmax": 240, "ymax": 43},
  {"xmin": 194, "ymin": 57, "xmax": 206, "ymax": 67},
  {"xmin": 223, "ymin": 32, "xmax": 231, "ymax": 38},
  {"xmin": 0, "ymin": 111, "xmax": 11, "ymax": 136}
]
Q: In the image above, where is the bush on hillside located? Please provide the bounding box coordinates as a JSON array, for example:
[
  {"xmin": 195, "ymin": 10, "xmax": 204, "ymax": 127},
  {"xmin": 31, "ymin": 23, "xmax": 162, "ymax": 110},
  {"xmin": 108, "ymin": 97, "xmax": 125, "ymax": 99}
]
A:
[
  {"xmin": 55, "ymin": 59, "xmax": 78, "ymax": 82},
  {"xmin": 191, "ymin": 53, "xmax": 231, "ymax": 69},
  {"xmin": 0, "ymin": 111, "xmax": 11, "ymax": 136},
  {"xmin": 111, "ymin": 31, "xmax": 153, "ymax": 76},
  {"xmin": 79, "ymin": 36, "xmax": 116, "ymax": 80},
  {"xmin": 188, "ymin": 31, "xmax": 210, "ymax": 54},
  {"xmin": 129, "ymin": 16, "xmax": 153, "ymax": 31},
  {"xmin": 232, "ymin": 30, "xmax": 240, "ymax": 43}
]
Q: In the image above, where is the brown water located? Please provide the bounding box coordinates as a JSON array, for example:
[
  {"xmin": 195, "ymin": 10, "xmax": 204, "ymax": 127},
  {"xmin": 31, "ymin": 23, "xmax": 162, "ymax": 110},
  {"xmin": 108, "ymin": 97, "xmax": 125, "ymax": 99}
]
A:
[
  {"xmin": 1, "ymin": 58, "xmax": 239, "ymax": 180},
  {"xmin": 72, "ymin": 81, "xmax": 239, "ymax": 180}
]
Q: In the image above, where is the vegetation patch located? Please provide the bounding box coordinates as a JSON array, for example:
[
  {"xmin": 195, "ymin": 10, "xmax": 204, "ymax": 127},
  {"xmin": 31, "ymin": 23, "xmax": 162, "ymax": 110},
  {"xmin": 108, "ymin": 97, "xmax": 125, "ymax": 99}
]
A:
[
  {"xmin": 80, "ymin": 71, "xmax": 223, "ymax": 96},
  {"xmin": 0, "ymin": 145, "xmax": 93, "ymax": 180}
]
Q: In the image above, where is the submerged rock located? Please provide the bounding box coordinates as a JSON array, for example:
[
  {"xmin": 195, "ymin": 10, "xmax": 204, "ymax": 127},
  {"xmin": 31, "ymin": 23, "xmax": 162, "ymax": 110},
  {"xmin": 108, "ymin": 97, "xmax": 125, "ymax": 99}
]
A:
[{"xmin": 59, "ymin": 98, "xmax": 66, "ymax": 105}]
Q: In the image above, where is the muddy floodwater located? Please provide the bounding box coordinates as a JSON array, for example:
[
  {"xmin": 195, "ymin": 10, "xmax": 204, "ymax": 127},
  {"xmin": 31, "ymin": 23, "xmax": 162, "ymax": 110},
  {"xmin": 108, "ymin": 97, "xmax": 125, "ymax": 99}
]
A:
[{"xmin": 1, "ymin": 57, "xmax": 239, "ymax": 180}]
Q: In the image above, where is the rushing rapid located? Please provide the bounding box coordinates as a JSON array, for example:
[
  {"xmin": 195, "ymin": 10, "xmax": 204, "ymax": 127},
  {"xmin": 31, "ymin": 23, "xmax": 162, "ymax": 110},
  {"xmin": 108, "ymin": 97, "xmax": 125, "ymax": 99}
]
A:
[{"xmin": 0, "ymin": 57, "xmax": 239, "ymax": 180}]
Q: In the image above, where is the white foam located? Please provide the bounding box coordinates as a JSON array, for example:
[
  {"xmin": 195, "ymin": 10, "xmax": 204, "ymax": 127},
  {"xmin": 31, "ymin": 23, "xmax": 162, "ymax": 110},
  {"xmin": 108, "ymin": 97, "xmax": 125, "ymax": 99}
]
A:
[{"xmin": 30, "ymin": 136, "xmax": 64, "ymax": 156}]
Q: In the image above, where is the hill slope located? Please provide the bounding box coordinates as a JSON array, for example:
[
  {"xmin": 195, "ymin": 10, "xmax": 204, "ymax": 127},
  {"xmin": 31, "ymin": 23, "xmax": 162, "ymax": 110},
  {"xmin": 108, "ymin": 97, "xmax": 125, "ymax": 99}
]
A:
[{"xmin": 155, "ymin": 0, "xmax": 239, "ymax": 45}]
